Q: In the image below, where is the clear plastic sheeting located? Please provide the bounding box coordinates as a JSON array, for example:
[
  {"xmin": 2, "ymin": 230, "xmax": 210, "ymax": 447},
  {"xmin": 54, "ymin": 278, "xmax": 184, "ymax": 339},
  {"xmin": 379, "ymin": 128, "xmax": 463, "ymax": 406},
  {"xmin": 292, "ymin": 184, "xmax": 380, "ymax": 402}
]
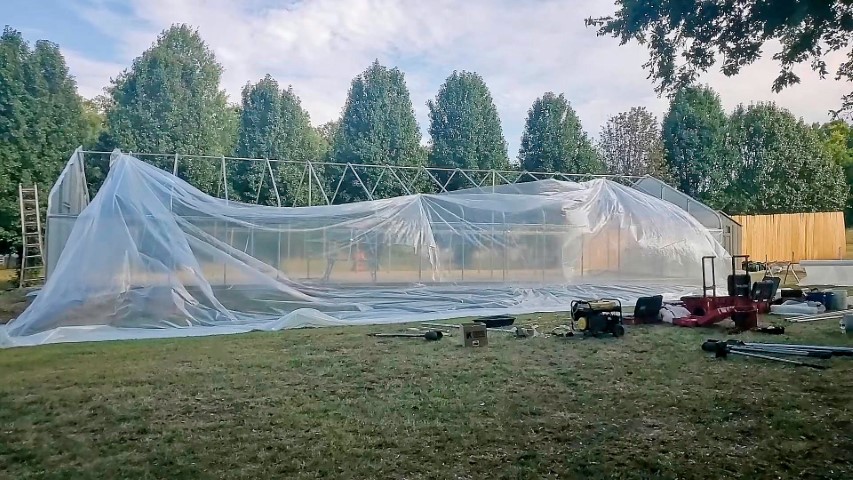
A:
[
  {"xmin": 632, "ymin": 176, "xmax": 742, "ymax": 255},
  {"xmin": 1, "ymin": 152, "xmax": 731, "ymax": 347},
  {"xmin": 45, "ymin": 147, "xmax": 90, "ymax": 277}
]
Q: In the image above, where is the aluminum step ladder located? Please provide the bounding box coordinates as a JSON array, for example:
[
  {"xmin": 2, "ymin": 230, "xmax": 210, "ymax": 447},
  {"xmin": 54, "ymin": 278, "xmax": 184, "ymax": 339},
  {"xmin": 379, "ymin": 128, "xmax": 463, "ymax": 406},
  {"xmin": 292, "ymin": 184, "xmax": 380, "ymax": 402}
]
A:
[{"xmin": 18, "ymin": 184, "xmax": 45, "ymax": 287}]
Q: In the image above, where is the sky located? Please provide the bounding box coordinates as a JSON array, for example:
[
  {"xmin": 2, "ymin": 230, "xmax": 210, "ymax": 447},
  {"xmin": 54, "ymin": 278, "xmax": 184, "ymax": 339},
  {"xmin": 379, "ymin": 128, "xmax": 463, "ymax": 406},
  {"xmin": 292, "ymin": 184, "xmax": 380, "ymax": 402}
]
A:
[{"xmin": 3, "ymin": 0, "xmax": 851, "ymax": 157}]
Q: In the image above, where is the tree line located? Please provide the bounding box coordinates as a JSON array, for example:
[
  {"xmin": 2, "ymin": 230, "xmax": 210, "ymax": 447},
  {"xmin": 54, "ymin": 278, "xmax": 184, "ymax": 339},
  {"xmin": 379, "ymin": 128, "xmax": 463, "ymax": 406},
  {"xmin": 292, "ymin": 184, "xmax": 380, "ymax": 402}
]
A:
[{"xmin": 1, "ymin": 23, "xmax": 851, "ymax": 255}]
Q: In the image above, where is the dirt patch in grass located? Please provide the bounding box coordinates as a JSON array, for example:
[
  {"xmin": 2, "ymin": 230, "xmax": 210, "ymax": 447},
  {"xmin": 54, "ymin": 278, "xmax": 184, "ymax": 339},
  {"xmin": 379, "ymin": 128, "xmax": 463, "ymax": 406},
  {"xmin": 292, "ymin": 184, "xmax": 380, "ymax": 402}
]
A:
[
  {"xmin": 1, "ymin": 311, "xmax": 852, "ymax": 479},
  {"xmin": 0, "ymin": 288, "xmax": 27, "ymax": 325}
]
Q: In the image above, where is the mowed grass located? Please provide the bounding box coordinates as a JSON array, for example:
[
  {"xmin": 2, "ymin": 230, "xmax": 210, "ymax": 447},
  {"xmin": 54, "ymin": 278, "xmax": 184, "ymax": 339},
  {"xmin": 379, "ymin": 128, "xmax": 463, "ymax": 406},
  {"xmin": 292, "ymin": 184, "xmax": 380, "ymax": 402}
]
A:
[{"xmin": 1, "ymin": 306, "xmax": 852, "ymax": 479}]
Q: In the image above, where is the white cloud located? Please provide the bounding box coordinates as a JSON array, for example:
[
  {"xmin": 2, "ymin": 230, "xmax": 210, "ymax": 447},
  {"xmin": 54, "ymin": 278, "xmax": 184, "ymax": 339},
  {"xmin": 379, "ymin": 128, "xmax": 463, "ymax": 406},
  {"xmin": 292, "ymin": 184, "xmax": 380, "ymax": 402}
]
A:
[
  {"xmin": 66, "ymin": 0, "xmax": 851, "ymax": 156},
  {"xmin": 701, "ymin": 43, "xmax": 850, "ymax": 120},
  {"xmin": 62, "ymin": 49, "xmax": 125, "ymax": 99}
]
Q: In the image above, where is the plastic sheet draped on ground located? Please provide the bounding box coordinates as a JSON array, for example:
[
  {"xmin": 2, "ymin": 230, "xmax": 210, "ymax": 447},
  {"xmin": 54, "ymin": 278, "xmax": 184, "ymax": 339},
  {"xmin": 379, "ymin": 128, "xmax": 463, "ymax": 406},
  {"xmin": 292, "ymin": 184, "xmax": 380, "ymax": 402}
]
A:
[{"xmin": 1, "ymin": 153, "xmax": 731, "ymax": 347}]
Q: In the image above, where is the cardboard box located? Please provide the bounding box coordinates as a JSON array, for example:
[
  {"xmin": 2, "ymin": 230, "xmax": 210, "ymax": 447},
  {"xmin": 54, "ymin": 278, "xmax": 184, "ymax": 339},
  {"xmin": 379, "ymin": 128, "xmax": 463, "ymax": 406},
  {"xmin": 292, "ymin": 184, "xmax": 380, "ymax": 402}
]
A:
[{"xmin": 461, "ymin": 323, "xmax": 488, "ymax": 347}]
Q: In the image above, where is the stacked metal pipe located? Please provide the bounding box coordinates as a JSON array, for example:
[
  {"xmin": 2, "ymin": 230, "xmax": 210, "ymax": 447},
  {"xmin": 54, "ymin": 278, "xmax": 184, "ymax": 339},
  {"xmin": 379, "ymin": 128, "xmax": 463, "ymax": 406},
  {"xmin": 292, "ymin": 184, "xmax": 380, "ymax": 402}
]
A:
[{"xmin": 785, "ymin": 308, "xmax": 853, "ymax": 323}]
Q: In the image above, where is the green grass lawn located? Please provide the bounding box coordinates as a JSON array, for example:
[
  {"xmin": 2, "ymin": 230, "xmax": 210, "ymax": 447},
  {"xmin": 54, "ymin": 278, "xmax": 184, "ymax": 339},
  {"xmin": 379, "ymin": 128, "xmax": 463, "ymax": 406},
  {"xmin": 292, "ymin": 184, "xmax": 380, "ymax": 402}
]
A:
[{"xmin": 1, "ymin": 304, "xmax": 852, "ymax": 479}]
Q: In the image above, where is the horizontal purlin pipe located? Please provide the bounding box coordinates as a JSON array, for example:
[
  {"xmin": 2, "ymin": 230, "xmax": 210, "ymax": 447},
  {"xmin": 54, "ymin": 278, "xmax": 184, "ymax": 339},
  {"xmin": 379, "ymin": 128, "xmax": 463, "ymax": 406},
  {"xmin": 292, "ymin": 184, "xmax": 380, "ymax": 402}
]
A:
[{"xmin": 78, "ymin": 150, "xmax": 646, "ymax": 181}]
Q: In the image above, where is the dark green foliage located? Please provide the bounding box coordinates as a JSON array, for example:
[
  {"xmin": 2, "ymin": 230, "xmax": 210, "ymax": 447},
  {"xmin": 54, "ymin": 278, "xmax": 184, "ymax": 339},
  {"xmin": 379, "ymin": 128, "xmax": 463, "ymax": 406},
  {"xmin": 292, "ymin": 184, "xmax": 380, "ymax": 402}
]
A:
[
  {"xmin": 278, "ymin": 89, "xmax": 321, "ymax": 160},
  {"xmin": 427, "ymin": 71, "xmax": 508, "ymax": 190},
  {"xmin": 587, "ymin": 1, "xmax": 853, "ymax": 116},
  {"xmin": 104, "ymin": 24, "xmax": 235, "ymax": 194},
  {"xmin": 0, "ymin": 30, "xmax": 32, "ymax": 253},
  {"xmin": 82, "ymin": 95, "xmax": 117, "ymax": 193},
  {"xmin": 331, "ymin": 61, "xmax": 425, "ymax": 202},
  {"xmin": 518, "ymin": 92, "xmax": 601, "ymax": 176},
  {"xmin": 231, "ymin": 75, "xmax": 325, "ymax": 206},
  {"xmin": 598, "ymin": 107, "xmax": 669, "ymax": 178},
  {"xmin": 662, "ymin": 85, "xmax": 732, "ymax": 208},
  {"xmin": 80, "ymin": 99, "xmax": 106, "ymax": 149},
  {"xmin": 0, "ymin": 27, "xmax": 88, "ymax": 253},
  {"xmin": 223, "ymin": 104, "xmax": 240, "ymax": 159},
  {"xmin": 724, "ymin": 103, "xmax": 847, "ymax": 215},
  {"xmin": 317, "ymin": 120, "xmax": 339, "ymax": 150},
  {"xmin": 816, "ymin": 120, "xmax": 853, "ymax": 222},
  {"xmin": 316, "ymin": 120, "xmax": 338, "ymax": 167},
  {"xmin": 232, "ymin": 76, "xmax": 281, "ymax": 204}
]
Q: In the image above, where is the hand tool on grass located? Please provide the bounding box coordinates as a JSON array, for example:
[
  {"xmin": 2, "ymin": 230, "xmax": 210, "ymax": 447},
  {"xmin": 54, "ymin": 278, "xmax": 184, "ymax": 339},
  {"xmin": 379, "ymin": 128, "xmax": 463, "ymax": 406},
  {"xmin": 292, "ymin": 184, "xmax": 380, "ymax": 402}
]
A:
[
  {"xmin": 421, "ymin": 321, "xmax": 542, "ymax": 338},
  {"xmin": 422, "ymin": 322, "xmax": 461, "ymax": 330},
  {"xmin": 408, "ymin": 327, "xmax": 452, "ymax": 336},
  {"xmin": 752, "ymin": 325, "xmax": 785, "ymax": 335},
  {"xmin": 423, "ymin": 322, "xmax": 512, "ymax": 333},
  {"xmin": 369, "ymin": 330, "xmax": 443, "ymax": 341}
]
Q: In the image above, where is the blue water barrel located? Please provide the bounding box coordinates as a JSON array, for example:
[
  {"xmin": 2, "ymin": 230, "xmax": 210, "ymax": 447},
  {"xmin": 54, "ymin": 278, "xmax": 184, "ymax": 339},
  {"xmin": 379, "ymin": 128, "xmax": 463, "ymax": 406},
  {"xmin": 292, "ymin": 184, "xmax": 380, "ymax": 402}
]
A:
[
  {"xmin": 806, "ymin": 291, "xmax": 828, "ymax": 306},
  {"xmin": 824, "ymin": 291, "xmax": 836, "ymax": 311}
]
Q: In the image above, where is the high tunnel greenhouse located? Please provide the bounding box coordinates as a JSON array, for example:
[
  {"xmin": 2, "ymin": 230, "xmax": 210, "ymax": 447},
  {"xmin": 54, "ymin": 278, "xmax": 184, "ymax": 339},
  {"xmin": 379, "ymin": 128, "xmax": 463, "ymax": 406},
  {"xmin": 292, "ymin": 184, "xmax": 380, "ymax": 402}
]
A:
[{"xmin": 1, "ymin": 151, "xmax": 732, "ymax": 346}]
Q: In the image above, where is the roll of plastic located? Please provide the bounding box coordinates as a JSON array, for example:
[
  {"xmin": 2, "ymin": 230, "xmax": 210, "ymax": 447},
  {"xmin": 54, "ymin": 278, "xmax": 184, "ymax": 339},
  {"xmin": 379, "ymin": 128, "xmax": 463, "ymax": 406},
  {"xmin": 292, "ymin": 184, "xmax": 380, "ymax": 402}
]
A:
[{"xmin": 770, "ymin": 302, "xmax": 823, "ymax": 316}]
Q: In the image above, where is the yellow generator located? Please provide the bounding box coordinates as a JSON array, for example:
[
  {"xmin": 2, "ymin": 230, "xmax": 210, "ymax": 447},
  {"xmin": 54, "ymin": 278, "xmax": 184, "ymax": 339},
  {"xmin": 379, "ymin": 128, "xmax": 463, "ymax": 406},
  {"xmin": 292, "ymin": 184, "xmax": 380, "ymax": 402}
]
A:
[{"xmin": 570, "ymin": 299, "xmax": 625, "ymax": 337}]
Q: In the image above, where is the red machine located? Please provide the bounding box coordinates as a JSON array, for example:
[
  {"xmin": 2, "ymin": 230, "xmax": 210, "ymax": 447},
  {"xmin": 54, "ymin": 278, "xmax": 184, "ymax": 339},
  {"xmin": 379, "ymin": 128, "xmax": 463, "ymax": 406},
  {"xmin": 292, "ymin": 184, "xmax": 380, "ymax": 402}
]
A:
[{"xmin": 672, "ymin": 255, "xmax": 777, "ymax": 331}]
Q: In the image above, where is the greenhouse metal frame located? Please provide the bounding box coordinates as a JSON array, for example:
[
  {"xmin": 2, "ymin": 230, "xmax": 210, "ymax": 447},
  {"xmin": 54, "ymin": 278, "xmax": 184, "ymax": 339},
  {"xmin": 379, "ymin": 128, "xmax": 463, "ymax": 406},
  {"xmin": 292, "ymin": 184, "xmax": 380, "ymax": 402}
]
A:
[
  {"xmin": 77, "ymin": 149, "xmax": 647, "ymax": 206},
  {"xmin": 46, "ymin": 149, "xmax": 742, "ymax": 280}
]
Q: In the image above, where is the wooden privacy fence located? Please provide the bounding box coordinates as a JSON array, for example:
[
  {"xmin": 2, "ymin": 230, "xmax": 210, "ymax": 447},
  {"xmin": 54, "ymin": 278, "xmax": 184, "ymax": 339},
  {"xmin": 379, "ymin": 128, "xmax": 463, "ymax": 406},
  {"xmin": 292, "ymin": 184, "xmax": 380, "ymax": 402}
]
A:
[{"xmin": 731, "ymin": 212, "xmax": 846, "ymax": 262}]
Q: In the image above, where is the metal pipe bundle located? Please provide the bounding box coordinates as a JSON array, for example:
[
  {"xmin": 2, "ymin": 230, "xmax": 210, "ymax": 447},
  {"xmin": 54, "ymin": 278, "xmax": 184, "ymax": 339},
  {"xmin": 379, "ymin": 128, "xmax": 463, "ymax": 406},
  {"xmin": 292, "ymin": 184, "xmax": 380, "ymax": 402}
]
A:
[
  {"xmin": 733, "ymin": 340, "xmax": 853, "ymax": 355},
  {"xmin": 785, "ymin": 308, "xmax": 853, "ymax": 323}
]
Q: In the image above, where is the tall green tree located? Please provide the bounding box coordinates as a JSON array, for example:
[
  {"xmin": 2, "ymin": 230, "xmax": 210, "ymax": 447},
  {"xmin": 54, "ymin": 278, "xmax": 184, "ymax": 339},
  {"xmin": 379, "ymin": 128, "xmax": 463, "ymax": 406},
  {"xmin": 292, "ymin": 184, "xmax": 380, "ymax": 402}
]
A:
[
  {"xmin": 28, "ymin": 41, "xmax": 88, "ymax": 177},
  {"xmin": 317, "ymin": 120, "xmax": 339, "ymax": 164},
  {"xmin": 587, "ymin": 1, "xmax": 853, "ymax": 116},
  {"xmin": 318, "ymin": 120, "xmax": 339, "ymax": 146},
  {"xmin": 518, "ymin": 92, "xmax": 601, "ymax": 176},
  {"xmin": 223, "ymin": 103, "xmax": 240, "ymax": 158},
  {"xmin": 427, "ymin": 71, "xmax": 508, "ymax": 190},
  {"xmin": 285, "ymin": 112, "xmax": 329, "ymax": 207},
  {"xmin": 0, "ymin": 27, "xmax": 88, "ymax": 253},
  {"xmin": 81, "ymin": 98, "xmax": 106, "ymax": 149},
  {"xmin": 332, "ymin": 61, "xmax": 425, "ymax": 202},
  {"xmin": 231, "ymin": 75, "xmax": 325, "ymax": 206},
  {"xmin": 662, "ymin": 85, "xmax": 732, "ymax": 207},
  {"xmin": 231, "ymin": 76, "xmax": 281, "ymax": 204},
  {"xmin": 0, "ymin": 28, "xmax": 33, "ymax": 254},
  {"xmin": 725, "ymin": 103, "xmax": 847, "ymax": 215},
  {"xmin": 817, "ymin": 120, "xmax": 853, "ymax": 222},
  {"xmin": 598, "ymin": 107, "xmax": 669, "ymax": 178},
  {"xmin": 104, "ymin": 24, "xmax": 234, "ymax": 193}
]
